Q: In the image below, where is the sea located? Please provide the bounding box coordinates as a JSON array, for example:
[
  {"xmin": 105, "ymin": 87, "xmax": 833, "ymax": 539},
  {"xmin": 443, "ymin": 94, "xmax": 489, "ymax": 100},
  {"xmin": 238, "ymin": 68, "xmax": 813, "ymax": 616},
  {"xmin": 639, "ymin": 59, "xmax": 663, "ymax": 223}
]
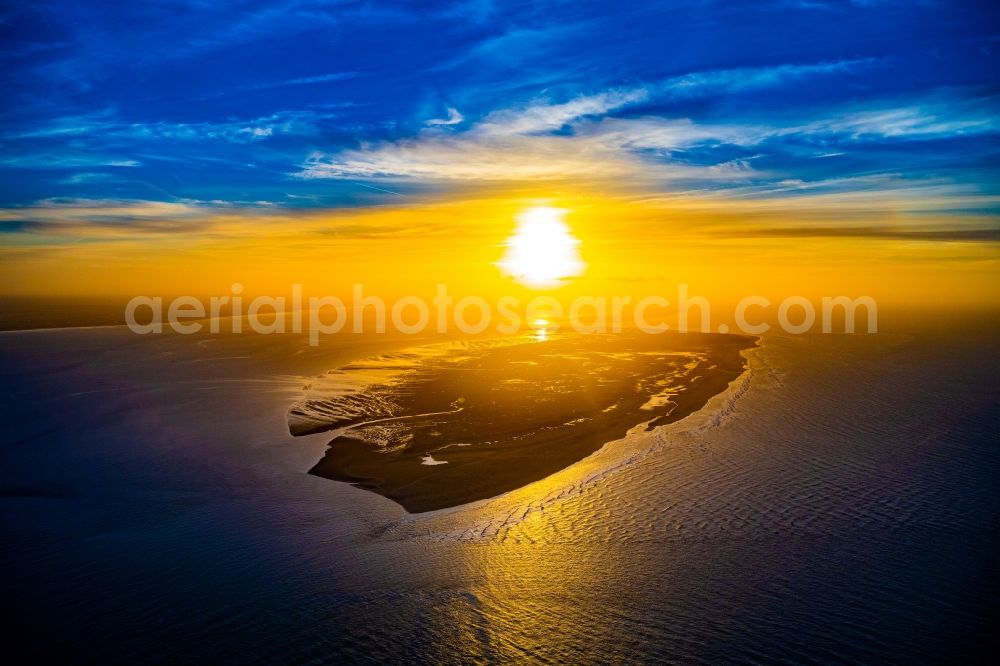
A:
[{"xmin": 1, "ymin": 325, "xmax": 997, "ymax": 664}]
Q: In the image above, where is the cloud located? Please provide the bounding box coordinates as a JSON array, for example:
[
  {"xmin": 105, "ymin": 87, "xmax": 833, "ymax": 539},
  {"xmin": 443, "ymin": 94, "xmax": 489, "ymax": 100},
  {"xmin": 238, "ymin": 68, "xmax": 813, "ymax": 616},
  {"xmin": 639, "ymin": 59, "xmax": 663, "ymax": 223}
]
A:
[
  {"xmin": 0, "ymin": 199, "xmax": 206, "ymax": 236},
  {"xmin": 795, "ymin": 104, "xmax": 998, "ymax": 139},
  {"xmin": 239, "ymin": 126, "xmax": 274, "ymax": 139},
  {"xmin": 203, "ymin": 71, "xmax": 361, "ymax": 98},
  {"xmin": 120, "ymin": 110, "xmax": 327, "ymax": 143},
  {"xmin": 56, "ymin": 172, "xmax": 126, "ymax": 185},
  {"xmin": 297, "ymin": 136, "xmax": 646, "ymax": 181},
  {"xmin": 297, "ymin": 75, "xmax": 998, "ymax": 193},
  {"xmin": 296, "ymin": 87, "xmax": 736, "ymax": 182},
  {"xmin": 577, "ymin": 117, "xmax": 762, "ymax": 151},
  {"xmin": 0, "ymin": 198, "xmax": 272, "ymax": 238},
  {"xmin": 728, "ymin": 225, "xmax": 1000, "ymax": 242},
  {"xmin": 636, "ymin": 174, "xmax": 1000, "ymax": 217},
  {"xmin": 426, "ymin": 107, "xmax": 465, "ymax": 126},
  {"xmin": 0, "ymin": 154, "xmax": 141, "ymax": 169},
  {"xmin": 295, "ymin": 60, "xmax": 907, "ymax": 183},
  {"xmin": 433, "ymin": 22, "xmax": 589, "ymax": 73},
  {"xmin": 296, "ymin": 108, "xmax": 751, "ymax": 182},
  {"xmin": 0, "ymin": 195, "xmax": 455, "ymax": 243},
  {"xmin": 654, "ymin": 58, "xmax": 882, "ymax": 99},
  {"xmin": 5, "ymin": 108, "xmax": 347, "ymax": 145},
  {"xmin": 475, "ymin": 87, "xmax": 649, "ymax": 136},
  {"xmin": 462, "ymin": 60, "xmax": 874, "ymax": 138},
  {"xmin": 243, "ymin": 71, "xmax": 360, "ymax": 90}
]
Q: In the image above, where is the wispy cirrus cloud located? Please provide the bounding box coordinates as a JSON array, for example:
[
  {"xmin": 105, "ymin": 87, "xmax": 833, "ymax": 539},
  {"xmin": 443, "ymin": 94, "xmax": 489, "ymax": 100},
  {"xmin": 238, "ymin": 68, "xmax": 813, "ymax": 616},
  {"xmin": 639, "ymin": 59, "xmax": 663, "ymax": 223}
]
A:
[
  {"xmin": 200, "ymin": 71, "xmax": 361, "ymax": 99},
  {"xmin": 56, "ymin": 172, "xmax": 127, "ymax": 185},
  {"xmin": 474, "ymin": 87, "xmax": 649, "ymax": 136},
  {"xmin": 5, "ymin": 107, "xmax": 353, "ymax": 146},
  {"xmin": 444, "ymin": 59, "xmax": 879, "ymax": 138},
  {"xmin": 794, "ymin": 104, "xmax": 999, "ymax": 139},
  {"xmin": 233, "ymin": 71, "xmax": 361, "ymax": 91},
  {"xmin": 729, "ymin": 225, "xmax": 1000, "ymax": 242},
  {"xmin": 296, "ymin": 99, "xmax": 750, "ymax": 182},
  {"xmin": 0, "ymin": 198, "xmax": 219, "ymax": 236},
  {"xmin": 298, "ymin": 71, "xmax": 998, "ymax": 189},
  {"xmin": 653, "ymin": 58, "xmax": 883, "ymax": 99},
  {"xmin": 0, "ymin": 153, "xmax": 141, "ymax": 169},
  {"xmin": 0, "ymin": 197, "xmax": 285, "ymax": 239},
  {"xmin": 0, "ymin": 195, "xmax": 457, "ymax": 242}
]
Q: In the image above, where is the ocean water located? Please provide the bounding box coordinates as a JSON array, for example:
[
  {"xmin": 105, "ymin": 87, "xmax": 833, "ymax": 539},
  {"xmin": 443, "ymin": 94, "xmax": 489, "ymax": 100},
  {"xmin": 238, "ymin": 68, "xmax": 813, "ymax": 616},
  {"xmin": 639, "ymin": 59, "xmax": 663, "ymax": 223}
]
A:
[{"xmin": 1, "ymin": 328, "xmax": 997, "ymax": 663}]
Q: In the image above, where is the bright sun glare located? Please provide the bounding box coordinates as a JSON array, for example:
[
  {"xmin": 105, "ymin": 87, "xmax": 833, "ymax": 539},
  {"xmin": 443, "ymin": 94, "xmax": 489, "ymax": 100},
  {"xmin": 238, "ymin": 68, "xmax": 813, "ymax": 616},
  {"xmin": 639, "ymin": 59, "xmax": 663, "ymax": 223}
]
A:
[{"xmin": 498, "ymin": 207, "xmax": 585, "ymax": 289}]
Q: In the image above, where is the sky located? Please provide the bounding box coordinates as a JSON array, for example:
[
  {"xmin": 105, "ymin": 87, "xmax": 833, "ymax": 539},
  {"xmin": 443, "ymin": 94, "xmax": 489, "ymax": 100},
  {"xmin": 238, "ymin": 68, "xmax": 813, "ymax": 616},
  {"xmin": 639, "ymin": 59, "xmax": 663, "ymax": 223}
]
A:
[{"xmin": 0, "ymin": 0, "xmax": 998, "ymax": 307}]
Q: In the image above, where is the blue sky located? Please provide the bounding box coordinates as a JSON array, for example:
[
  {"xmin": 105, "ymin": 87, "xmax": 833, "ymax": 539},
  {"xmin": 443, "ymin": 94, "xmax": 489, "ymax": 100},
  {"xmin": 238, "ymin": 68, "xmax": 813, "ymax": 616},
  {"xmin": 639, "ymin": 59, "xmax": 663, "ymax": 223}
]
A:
[{"xmin": 1, "ymin": 0, "xmax": 998, "ymax": 234}]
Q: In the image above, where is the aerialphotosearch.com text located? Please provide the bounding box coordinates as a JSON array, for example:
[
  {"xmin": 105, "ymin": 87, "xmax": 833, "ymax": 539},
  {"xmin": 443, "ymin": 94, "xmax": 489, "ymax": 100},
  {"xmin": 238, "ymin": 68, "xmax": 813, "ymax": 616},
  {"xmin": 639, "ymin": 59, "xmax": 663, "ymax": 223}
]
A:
[{"xmin": 125, "ymin": 283, "xmax": 877, "ymax": 345}]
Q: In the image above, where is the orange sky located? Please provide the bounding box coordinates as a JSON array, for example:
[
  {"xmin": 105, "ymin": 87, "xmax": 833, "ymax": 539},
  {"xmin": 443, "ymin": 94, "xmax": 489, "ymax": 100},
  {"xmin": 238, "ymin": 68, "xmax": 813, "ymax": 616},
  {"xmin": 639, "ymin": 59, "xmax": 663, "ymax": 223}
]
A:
[{"xmin": 1, "ymin": 191, "xmax": 998, "ymax": 318}]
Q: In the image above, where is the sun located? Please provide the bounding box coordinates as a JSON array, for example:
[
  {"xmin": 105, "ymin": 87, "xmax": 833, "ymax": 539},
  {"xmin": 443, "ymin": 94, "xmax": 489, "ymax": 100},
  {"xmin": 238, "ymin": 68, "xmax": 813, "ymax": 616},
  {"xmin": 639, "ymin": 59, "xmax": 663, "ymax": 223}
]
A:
[{"xmin": 498, "ymin": 207, "xmax": 585, "ymax": 288}]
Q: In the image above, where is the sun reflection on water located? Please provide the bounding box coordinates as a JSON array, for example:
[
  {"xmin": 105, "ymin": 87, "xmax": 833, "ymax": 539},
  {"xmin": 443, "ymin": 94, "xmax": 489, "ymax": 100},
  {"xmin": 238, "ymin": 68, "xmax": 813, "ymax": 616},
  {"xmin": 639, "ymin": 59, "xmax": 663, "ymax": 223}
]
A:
[{"xmin": 533, "ymin": 318, "xmax": 550, "ymax": 341}]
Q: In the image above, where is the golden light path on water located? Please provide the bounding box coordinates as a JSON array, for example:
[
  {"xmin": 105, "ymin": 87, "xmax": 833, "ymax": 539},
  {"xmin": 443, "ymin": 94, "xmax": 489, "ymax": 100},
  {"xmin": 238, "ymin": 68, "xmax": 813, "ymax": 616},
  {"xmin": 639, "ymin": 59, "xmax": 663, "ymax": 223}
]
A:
[{"xmin": 533, "ymin": 318, "xmax": 550, "ymax": 341}]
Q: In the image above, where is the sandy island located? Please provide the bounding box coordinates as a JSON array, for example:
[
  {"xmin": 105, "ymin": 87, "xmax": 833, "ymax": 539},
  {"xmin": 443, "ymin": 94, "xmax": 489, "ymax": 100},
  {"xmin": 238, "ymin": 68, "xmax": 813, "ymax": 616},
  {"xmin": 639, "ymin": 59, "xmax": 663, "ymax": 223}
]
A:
[{"xmin": 291, "ymin": 332, "xmax": 757, "ymax": 512}]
